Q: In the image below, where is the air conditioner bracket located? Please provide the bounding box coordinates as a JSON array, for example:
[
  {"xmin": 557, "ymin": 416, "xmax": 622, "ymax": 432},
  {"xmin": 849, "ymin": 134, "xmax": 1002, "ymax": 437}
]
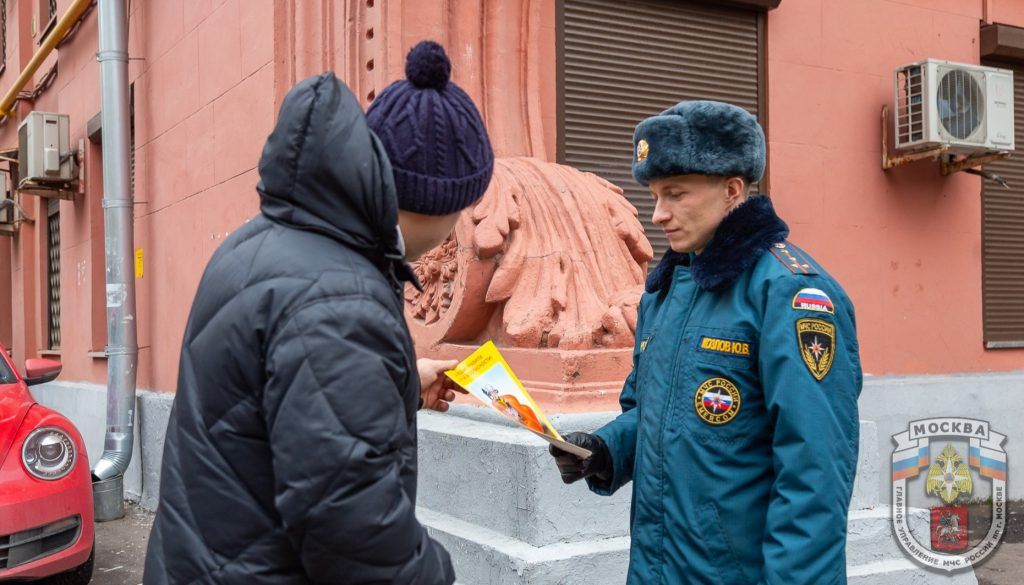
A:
[{"xmin": 881, "ymin": 105, "xmax": 1011, "ymax": 179}]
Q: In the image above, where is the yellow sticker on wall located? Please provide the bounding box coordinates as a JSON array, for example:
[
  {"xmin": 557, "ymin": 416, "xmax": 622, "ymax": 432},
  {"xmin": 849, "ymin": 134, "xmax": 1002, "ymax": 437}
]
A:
[{"xmin": 135, "ymin": 248, "xmax": 144, "ymax": 279}]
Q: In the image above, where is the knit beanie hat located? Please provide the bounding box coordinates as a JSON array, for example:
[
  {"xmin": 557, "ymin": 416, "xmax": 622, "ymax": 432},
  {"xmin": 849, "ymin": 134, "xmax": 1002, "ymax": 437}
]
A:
[{"xmin": 366, "ymin": 41, "xmax": 495, "ymax": 216}]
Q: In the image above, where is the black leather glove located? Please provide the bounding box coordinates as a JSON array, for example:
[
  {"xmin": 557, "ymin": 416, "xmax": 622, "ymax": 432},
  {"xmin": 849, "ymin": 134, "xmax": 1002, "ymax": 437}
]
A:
[{"xmin": 549, "ymin": 432, "xmax": 612, "ymax": 485}]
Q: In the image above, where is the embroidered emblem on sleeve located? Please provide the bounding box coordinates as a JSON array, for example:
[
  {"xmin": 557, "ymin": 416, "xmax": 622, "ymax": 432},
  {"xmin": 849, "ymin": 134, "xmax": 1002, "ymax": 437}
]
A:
[{"xmin": 796, "ymin": 318, "xmax": 836, "ymax": 381}]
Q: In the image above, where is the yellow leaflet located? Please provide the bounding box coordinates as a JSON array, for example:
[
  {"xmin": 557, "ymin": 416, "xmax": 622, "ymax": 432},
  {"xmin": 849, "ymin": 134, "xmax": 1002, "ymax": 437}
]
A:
[{"xmin": 446, "ymin": 340, "xmax": 562, "ymax": 442}]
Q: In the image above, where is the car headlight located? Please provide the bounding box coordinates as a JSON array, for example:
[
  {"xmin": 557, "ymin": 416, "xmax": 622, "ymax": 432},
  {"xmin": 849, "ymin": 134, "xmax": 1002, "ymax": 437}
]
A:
[{"xmin": 22, "ymin": 427, "xmax": 76, "ymax": 480}]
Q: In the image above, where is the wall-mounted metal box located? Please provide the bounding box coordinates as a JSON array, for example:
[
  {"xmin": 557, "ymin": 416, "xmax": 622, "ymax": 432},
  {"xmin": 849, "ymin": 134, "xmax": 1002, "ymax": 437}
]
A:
[
  {"xmin": 0, "ymin": 173, "xmax": 14, "ymax": 236},
  {"xmin": 18, "ymin": 112, "xmax": 76, "ymax": 197}
]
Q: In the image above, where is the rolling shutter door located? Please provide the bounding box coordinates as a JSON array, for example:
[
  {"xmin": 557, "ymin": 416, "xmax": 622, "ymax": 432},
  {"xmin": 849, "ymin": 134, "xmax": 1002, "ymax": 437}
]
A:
[
  {"xmin": 982, "ymin": 59, "xmax": 1024, "ymax": 347},
  {"xmin": 559, "ymin": 0, "xmax": 764, "ymax": 266}
]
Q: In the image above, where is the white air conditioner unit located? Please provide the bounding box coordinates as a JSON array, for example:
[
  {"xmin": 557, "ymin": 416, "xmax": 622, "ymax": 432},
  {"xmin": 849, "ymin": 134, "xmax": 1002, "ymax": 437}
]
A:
[
  {"xmin": 894, "ymin": 59, "xmax": 1014, "ymax": 154},
  {"xmin": 18, "ymin": 111, "xmax": 76, "ymax": 198}
]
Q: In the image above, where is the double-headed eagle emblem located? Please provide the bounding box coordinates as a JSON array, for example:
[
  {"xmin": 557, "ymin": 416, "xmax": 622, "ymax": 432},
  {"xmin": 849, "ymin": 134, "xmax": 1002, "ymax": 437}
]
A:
[{"xmin": 926, "ymin": 443, "xmax": 973, "ymax": 504}]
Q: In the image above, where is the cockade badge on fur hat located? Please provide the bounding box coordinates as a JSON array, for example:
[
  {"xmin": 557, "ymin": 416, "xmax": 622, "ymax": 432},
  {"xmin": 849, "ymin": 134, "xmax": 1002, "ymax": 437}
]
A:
[
  {"xmin": 632, "ymin": 100, "xmax": 765, "ymax": 186},
  {"xmin": 636, "ymin": 139, "xmax": 649, "ymax": 162}
]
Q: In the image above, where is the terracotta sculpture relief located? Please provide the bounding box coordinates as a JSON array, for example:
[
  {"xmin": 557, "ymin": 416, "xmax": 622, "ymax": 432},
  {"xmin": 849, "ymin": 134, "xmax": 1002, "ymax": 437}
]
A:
[{"xmin": 406, "ymin": 157, "xmax": 652, "ymax": 350}]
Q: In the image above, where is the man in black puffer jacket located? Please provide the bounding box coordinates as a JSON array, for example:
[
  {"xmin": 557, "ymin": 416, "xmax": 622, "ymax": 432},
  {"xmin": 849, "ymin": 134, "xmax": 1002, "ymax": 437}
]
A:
[{"xmin": 144, "ymin": 41, "xmax": 493, "ymax": 584}]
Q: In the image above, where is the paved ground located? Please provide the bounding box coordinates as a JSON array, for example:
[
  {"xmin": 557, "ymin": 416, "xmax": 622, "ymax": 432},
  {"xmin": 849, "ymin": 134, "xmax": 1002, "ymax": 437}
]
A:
[
  {"xmin": 91, "ymin": 505, "xmax": 151, "ymax": 585},
  {"xmin": 978, "ymin": 543, "xmax": 1024, "ymax": 585},
  {"xmin": 90, "ymin": 505, "xmax": 1024, "ymax": 584}
]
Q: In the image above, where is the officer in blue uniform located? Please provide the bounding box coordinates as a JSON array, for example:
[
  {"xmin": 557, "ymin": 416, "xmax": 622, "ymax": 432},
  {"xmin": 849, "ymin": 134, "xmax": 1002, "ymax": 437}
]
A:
[{"xmin": 550, "ymin": 101, "xmax": 862, "ymax": 585}]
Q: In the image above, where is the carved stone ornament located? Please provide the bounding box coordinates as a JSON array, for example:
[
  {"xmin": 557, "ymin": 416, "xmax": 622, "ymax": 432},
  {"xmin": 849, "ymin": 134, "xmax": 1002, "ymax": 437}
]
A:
[{"xmin": 406, "ymin": 157, "xmax": 653, "ymax": 350}]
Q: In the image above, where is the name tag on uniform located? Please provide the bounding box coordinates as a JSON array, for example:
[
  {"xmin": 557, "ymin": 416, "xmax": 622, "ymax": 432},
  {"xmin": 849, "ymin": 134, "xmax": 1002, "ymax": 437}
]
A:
[{"xmin": 699, "ymin": 336, "xmax": 752, "ymax": 357}]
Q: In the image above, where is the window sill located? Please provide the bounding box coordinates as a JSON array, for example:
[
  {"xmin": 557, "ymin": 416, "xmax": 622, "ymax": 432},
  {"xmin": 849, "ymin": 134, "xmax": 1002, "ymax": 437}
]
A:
[
  {"xmin": 38, "ymin": 349, "xmax": 61, "ymax": 356},
  {"xmin": 87, "ymin": 351, "xmax": 107, "ymax": 360},
  {"xmin": 37, "ymin": 14, "xmax": 57, "ymax": 46},
  {"xmin": 986, "ymin": 341, "xmax": 1024, "ymax": 349}
]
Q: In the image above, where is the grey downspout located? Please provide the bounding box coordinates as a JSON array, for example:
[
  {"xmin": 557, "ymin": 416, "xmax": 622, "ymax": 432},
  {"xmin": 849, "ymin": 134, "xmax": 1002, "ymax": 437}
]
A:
[{"xmin": 91, "ymin": 0, "xmax": 137, "ymax": 516}]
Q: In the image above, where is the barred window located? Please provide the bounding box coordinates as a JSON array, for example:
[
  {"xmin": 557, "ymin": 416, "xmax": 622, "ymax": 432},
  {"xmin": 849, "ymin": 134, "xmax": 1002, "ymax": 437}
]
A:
[
  {"xmin": 38, "ymin": 0, "xmax": 58, "ymax": 45},
  {"xmin": 2, "ymin": 0, "xmax": 7, "ymax": 69},
  {"xmin": 46, "ymin": 198, "xmax": 60, "ymax": 350}
]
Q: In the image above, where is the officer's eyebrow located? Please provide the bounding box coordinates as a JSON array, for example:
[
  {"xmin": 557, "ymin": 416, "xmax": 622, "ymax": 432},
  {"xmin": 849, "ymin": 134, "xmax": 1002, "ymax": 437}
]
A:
[{"xmin": 650, "ymin": 181, "xmax": 689, "ymax": 197}]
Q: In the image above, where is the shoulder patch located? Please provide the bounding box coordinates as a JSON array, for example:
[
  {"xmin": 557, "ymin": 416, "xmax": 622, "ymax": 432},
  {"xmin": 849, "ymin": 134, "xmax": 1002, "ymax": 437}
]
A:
[
  {"xmin": 792, "ymin": 287, "xmax": 834, "ymax": 314},
  {"xmin": 768, "ymin": 242, "xmax": 819, "ymax": 276},
  {"xmin": 796, "ymin": 318, "xmax": 835, "ymax": 381}
]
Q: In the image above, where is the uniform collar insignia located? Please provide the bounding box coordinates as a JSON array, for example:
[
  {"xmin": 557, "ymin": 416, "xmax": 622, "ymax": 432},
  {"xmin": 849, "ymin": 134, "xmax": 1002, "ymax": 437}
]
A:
[{"xmin": 644, "ymin": 195, "xmax": 789, "ymax": 293}]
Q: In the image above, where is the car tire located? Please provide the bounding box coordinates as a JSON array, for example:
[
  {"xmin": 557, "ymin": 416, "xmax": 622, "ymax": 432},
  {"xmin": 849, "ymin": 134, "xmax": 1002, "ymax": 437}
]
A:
[{"xmin": 37, "ymin": 546, "xmax": 94, "ymax": 585}]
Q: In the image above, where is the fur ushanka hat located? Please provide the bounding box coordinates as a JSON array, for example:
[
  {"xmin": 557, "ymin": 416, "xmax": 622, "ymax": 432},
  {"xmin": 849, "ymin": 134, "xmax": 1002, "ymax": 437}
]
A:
[{"xmin": 631, "ymin": 100, "xmax": 766, "ymax": 186}]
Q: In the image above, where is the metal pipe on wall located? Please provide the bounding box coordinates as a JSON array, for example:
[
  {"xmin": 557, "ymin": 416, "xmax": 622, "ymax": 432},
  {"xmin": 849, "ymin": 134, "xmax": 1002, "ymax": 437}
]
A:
[
  {"xmin": 91, "ymin": 0, "xmax": 137, "ymax": 516},
  {"xmin": 0, "ymin": 0, "xmax": 93, "ymax": 116}
]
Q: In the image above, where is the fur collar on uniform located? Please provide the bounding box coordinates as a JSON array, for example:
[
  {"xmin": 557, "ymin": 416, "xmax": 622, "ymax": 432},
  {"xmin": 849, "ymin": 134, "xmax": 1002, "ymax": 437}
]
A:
[{"xmin": 644, "ymin": 195, "xmax": 789, "ymax": 293}]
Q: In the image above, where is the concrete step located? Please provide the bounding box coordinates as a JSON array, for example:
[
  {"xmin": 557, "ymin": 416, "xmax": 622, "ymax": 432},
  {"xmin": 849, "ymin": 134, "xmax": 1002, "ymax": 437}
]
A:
[
  {"xmin": 426, "ymin": 503, "xmax": 978, "ymax": 585},
  {"xmin": 419, "ymin": 507, "xmax": 630, "ymax": 585},
  {"xmin": 420, "ymin": 408, "xmax": 882, "ymax": 548},
  {"xmin": 848, "ymin": 558, "xmax": 978, "ymax": 585},
  {"xmin": 846, "ymin": 506, "xmax": 926, "ymax": 567},
  {"xmin": 851, "ymin": 420, "xmax": 880, "ymax": 510},
  {"xmin": 417, "ymin": 410, "xmax": 631, "ymax": 548}
]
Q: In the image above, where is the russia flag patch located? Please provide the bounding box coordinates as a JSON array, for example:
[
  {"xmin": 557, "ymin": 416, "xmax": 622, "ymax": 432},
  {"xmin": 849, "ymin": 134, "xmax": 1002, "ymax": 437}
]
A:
[{"xmin": 792, "ymin": 287, "xmax": 834, "ymax": 314}]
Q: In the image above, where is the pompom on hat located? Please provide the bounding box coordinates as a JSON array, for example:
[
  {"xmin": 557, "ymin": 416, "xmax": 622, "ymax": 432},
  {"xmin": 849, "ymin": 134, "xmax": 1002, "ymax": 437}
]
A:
[
  {"xmin": 631, "ymin": 100, "xmax": 766, "ymax": 186},
  {"xmin": 366, "ymin": 41, "xmax": 494, "ymax": 216}
]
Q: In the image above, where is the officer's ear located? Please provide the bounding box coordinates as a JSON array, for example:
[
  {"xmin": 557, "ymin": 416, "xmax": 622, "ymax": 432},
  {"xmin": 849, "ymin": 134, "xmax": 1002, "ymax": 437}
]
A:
[{"xmin": 722, "ymin": 176, "xmax": 747, "ymax": 210}]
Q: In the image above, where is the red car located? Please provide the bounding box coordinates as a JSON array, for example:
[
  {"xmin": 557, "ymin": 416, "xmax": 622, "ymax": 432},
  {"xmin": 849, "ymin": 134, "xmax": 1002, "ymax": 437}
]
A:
[{"xmin": 0, "ymin": 345, "xmax": 94, "ymax": 583}]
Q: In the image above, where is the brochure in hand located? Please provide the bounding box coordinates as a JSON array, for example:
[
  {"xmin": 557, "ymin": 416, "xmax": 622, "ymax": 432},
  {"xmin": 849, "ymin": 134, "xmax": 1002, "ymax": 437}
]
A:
[{"xmin": 445, "ymin": 341, "xmax": 592, "ymax": 459}]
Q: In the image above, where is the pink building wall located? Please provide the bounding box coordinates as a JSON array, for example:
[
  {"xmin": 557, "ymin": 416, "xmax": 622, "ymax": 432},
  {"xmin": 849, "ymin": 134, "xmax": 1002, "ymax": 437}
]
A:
[
  {"xmin": 3, "ymin": 0, "xmax": 275, "ymax": 392},
  {"xmin": 1, "ymin": 0, "xmax": 1022, "ymax": 396},
  {"xmin": 768, "ymin": 0, "xmax": 1024, "ymax": 374},
  {"xmin": 6, "ymin": 0, "xmax": 46, "ymax": 374},
  {"xmin": 128, "ymin": 0, "xmax": 275, "ymax": 393}
]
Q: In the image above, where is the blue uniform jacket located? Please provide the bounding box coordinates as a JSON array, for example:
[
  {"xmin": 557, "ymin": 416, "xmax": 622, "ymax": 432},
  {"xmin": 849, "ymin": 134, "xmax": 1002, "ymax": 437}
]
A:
[{"xmin": 591, "ymin": 195, "xmax": 862, "ymax": 585}]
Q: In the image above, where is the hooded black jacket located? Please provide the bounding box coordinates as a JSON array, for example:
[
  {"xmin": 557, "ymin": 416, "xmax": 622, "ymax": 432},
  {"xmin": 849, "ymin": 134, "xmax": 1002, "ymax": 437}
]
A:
[{"xmin": 143, "ymin": 72, "xmax": 454, "ymax": 585}]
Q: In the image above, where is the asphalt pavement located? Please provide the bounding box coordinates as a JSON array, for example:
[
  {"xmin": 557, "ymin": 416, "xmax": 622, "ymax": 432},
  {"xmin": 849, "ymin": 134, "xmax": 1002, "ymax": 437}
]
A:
[{"xmin": 91, "ymin": 505, "xmax": 151, "ymax": 585}]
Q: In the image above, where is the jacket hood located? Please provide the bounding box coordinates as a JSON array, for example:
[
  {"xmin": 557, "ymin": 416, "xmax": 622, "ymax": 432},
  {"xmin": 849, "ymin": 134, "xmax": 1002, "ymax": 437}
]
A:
[
  {"xmin": 646, "ymin": 195, "xmax": 789, "ymax": 293},
  {"xmin": 257, "ymin": 72, "xmax": 415, "ymax": 283}
]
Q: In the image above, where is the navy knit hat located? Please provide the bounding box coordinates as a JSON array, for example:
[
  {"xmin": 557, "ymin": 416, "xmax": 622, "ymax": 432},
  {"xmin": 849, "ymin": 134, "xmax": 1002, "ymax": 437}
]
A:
[
  {"xmin": 632, "ymin": 100, "xmax": 766, "ymax": 186},
  {"xmin": 366, "ymin": 41, "xmax": 495, "ymax": 216}
]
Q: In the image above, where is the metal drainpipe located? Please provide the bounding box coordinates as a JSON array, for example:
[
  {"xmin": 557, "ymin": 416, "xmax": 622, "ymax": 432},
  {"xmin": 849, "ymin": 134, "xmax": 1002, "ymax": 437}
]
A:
[{"xmin": 91, "ymin": 0, "xmax": 137, "ymax": 517}]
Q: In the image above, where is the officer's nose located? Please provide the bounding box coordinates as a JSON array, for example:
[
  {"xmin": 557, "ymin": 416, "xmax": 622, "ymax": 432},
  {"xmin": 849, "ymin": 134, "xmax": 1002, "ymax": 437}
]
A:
[{"xmin": 652, "ymin": 198, "xmax": 671, "ymax": 226}]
